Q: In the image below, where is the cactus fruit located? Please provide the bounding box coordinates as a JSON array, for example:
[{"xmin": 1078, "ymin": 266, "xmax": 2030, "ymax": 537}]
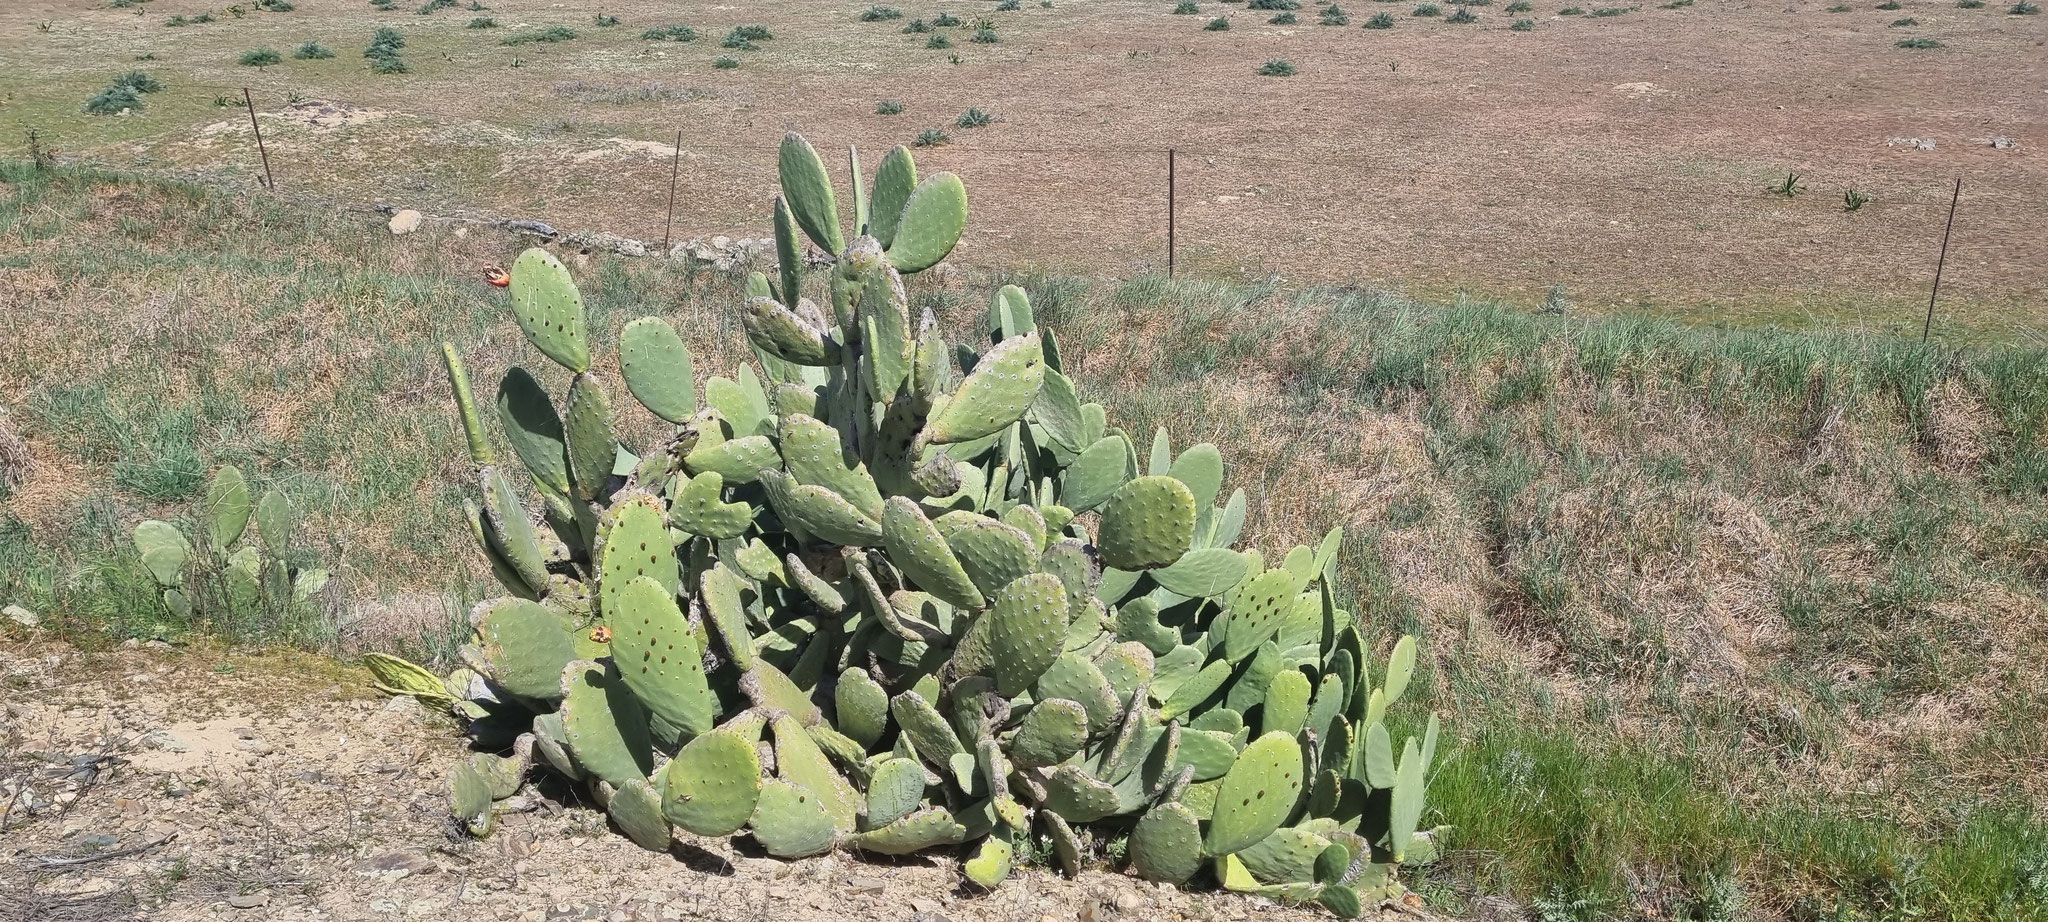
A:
[{"xmin": 416, "ymin": 132, "xmax": 1440, "ymax": 916}]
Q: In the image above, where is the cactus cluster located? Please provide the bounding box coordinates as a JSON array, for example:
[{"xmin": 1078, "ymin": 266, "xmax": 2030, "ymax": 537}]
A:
[
  {"xmin": 131, "ymin": 466, "xmax": 329, "ymax": 627},
  {"xmin": 424, "ymin": 133, "xmax": 1441, "ymax": 915}
]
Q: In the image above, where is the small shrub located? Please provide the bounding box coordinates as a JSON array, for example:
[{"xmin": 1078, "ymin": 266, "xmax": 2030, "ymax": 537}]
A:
[
  {"xmin": 293, "ymin": 40, "xmax": 334, "ymax": 58},
  {"xmin": 416, "ymin": 0, "xmax": 456, "ymax": 12},
  {"xmin": 641, "ymin": 23, "xmax": 695, "ymax": 40},
  {"xmin": 1591, "ymin": 6, "xmax": 1627, "ymax": 14},
  {"xmin": 2013, "ymin": 0, "xmax": 2040, "ymax": 12},
  {"xmin": 85, "ymin": 86, "xmax": 142, "ymax": 114},
  {"xmin": 1447, "ymin": 5, "xmax": 1477, "ymax": 19},
  {"xmin": 1890, "ymin": 15, "xmax": 1918, "ymax": 22},
  {"xmin": 370, "ymin": 0, "xmax": 394, "ymax": 7},
  {"xmin": 876, "ymin": 100, "xmax": 905, "ymax": 114},
  {"xmin": 593, "ymin": 12, "xmax": 619, "ymax": 26},
  {"xmin": 927, "ymin": 34, "xmax": 952, "ymax": 47},
  {"xmin": 859, "ymin": 5, "xmax": 904, "ymax": 20},
  {"xmin": 1257, "ymin": 57, "xmax": 1296, "ymax": 74},
  {"xmin": 1364, "ymin": 10, "xmax": 1396, "ymax": 23},
  {"xmin": 468, "ymin": 15, "xmax": 496, "ymax": 27},
  {"xmin": 110, "ymin": 0, "xmax": 148, "ymax": 7},
  {"xmin": 1843, "ymin": 190, "xmax": 1870, "ymax": 211},
  {"xmin": 902, "ymin": 18, "xmax": 931, "ymax": 32},
  {"xmin": 713, "ymin": 55, "xmax": 739, "ymax": 68},
  {"xmin": 1768, "ymin": 172, "xmax": 1803, "ymax": 197},
  {"xmin": 1510, "ymin": 15, "xmax": 1536, "ymax": 25},
  {"xmin": 1415, "ymin": 3, "xmax": 1442, "ymax": 14},
  {"xmin": 1558, "ymin": 6, "xmax": 1584, "ymax": 13},
  {"xmin": 1875, "ymin": 0, "xmax": 1900, "ymax": 7},
  {"xmin": 956, "ymin": 107, "xmax": 996, "ymax": 127},
  {"xmin": 734, "ymin": 24, "xmax": 774, "ymax": 39},
  {"xmin": 366, "ymin": 27, "xmax": 405, "ymax": 54},
  {"xmin": 1660, "ymin": 0, "xmax": 1692, "ymax": 6},
  {"xmin": 1321, "ymin": 4, "xmax": 1351, "ymax": 21},
  {"xmin": 1957, "ymin": 0, "xmax": 1983, "ymax": 8},
  {"xmin": 997, "ymin": 0, "xmax": 1022, "ymax": 9},
  {"xmin": 933, "ymin": 11, "xmax": 962, "ymax": 24},
  {"xmin": 1895, "ymin": 34, "xmax": 1941, "ymax": 45},
  {"xmin": 1271, "ymin": 11, "xmax": 1299, "ymax": 20},
  {"xmin": 912, "ymin": 127, "xmax": 950, "ymax": 147},
  {"xmin": 972, "ymin": 25, "xmax": 1000, "ymax": 40},
  {"xmin": 371, "ymin": 54, "xmax": 409, "ymax": 73},
  {"xmin": 1205, "ymin": 15, "xmax": 1232, "ymax": 27},
  {"xmin": 257, "ymin": 0, "xmax": 294, "ymax": 10},
  {"xmin": 114, "ymin": 70, "xmax": 164, "ymax": 93},
  {"xmin": 1505, "ymin": 0, "xmax": 1532, "ymax": 9},
  {"xmin": 1247, "ymin": 0, "xmax": 1300, "ymax": 8},
  {"xmin": 1174, "ymin": 0, "xmax": 1199, "ymax": 10},
  {"xmin": 1826, "ymin": 3, "xmax": 1852, "ymax": 8},
  {"xmin": 238, "ymin": 47, "xmax": 283, "ymax": 67}
]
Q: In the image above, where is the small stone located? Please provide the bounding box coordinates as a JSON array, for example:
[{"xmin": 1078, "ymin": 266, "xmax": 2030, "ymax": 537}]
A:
[
  {"xmin": 388, "ymin": 210, "xmax": 423, "ymax": 235},
  {"xmin": 228, "ymin": 891, "xmax": 271, "ymax": 909},
  {"xmin": 910, "ymin": 899, "xmax": 943, "ymax": 913},
  {"xmin": 3, "ymin": 604, "xmax": 38, "ymax": 628}
]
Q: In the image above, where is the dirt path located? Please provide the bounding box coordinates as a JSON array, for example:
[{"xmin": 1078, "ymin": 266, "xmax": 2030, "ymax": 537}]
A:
[{"xmin": 0, "ymin": 643, "xmax": 1414, "ymax": 922}]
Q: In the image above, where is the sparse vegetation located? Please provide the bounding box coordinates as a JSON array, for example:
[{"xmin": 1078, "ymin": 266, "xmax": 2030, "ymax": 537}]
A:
[
  {"xmin": 1248, "ymin": 0, "xmax": 1302, "ymax": 8},
  {"xmin": 912, "ymin": 126, "xmax": 951, "ymax": 146},
  {"xmin": 467, "ymin": 16, "xmax": 496, "ymax": 27},
  {"xmin": 902, "ymin": 18, "xmax": 931, "ymax": 32},
  {"xmin": 1510, "ymin": 15, "xmax": 1537, "ymax": 25},
  {"xmin": 1366, "ymin": 10, "xmax": 1398, "ymax": 24},
  {"xmin": 875, "ymin": 99, "xmax": 904, "ymax": 114},
  {"xmin": 1205, "ymin": 15, "xmax": 1232, "ymax": 27},
  {"xmin": 933, "ymin": 11, "xmax": 962, "ymax": 24},
  {"xmin": 971, "ymin": 25, "xmax": 1001, "ymax": 40},
  {"xmin": 1416, "ymin": 3, "xmax": 1444, "ymax": 14},
  {"xmin": 1876, "ymin": 0, "xmax": 1901, "ymax": 7},
  {"xmin": 713, "ymin": 55, "xmax": 740, "ymax": 68},
  {"xmin": 859, "ymin": 5, "xmax": 904, "ymax": 20},
  {"xmin": 502, "ymin": 25, "xmax": 579, "ymax": 45},
  {"xmin": 1591, "ymin": 6, "xmax": 1629, "ymax": 14},
  {"xmin": 926, "ymin": 33, "xmax": 952, "ymax": 48},
  {"xmin": 1957, "ymin": 0, "xmax": 1984, "ymax": 8},
  {"xmin": 1559, "ymin": 6, "xmax": 1585, "ymax": 13},
  {"xmin": 1891, "ymin": 15, "xmax": 1919, "ymax": 22},
  {"xmin": 721, "ymin": 25, "xmax": 772, "ymax": 48},
  {"xmin": 956, "ymin": 106, "xmax": 997, "ymax": 127},
  {"xmin": 1175, "ymin": 0, "xmax": 1200, "ymax": 11},
  {"xmin": 641, "ymin": 23, "xmax": 695, "ymax": 41},
  {"xmin": 1768, "ymin": 171, "xmax": 1804, "ymax": 197},
  {"xmin": 1447, "ymin": 5, "xmax": 1479, "ymax": 19},
  {"xmin": 416, "ymin": 0, "xmax": 456, "ymax": 12},
  {"xmin": 593, "ymin": 12, "xmax": 619, "ymax": 26},
  {"xmin": 165, "ymin": 11, "xmax": 215, "ymax": 25},
  {"xmin": 1843, "ymin": 189, "xmax": 1870, "ymax": 211},
  {"xmin": 1271, "ymin": 10, "xmax": 1300, "ymax": 21},
  {"xmin": 1257, "ymin": 57, "xmax": 1297, "ymax": 74},
  {"xmin": 83, "ymin": 71, "xmax": 164, "ymax": 115},
  {"xmin": 997, "ymin": 0, "xmax": 1022, "ymax": 10},
  {"xmin": 1895, "ymin": 34, "xmax": 1942, "ymax": 44},
  {"xmin": 237, "ymin": 47, "xmax": 282, "ymax": 68},
  {"xmin": 1506, "ymin": 0, "xmax": 1534, "ymax": 10},
  {"xmin": 1321, "ymin": 4, "xmax": 1352, "ymax": 21},
  {"xmin": 2013, "ymin": 0, "xmax": 2040, "ymax": 13},
  {"xmin": 292, "ymin": 40, "xmax": 333, "ymax": 59},
  {"xmin": 1826, "ymin": 3, "xmax": 1853, "ymax": 9}
]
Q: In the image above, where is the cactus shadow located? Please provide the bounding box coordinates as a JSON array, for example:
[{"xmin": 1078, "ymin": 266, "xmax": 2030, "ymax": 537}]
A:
[{"xmin": 666, "ymin": 841, "xmax": 738, "ymax": 876}]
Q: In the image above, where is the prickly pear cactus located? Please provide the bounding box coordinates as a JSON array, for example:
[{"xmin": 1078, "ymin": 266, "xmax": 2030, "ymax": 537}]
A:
[
  {"xmin": 132, "ymin": 466, "xmax": 330, "ymax": 631},
  {"xmin": 399, "ymin": 132, "xmax": 1443, "ymax": 916}
]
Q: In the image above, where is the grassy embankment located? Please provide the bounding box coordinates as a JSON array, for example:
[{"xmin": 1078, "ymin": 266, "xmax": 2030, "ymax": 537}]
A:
[{"xmin": 2, "ymin": 163, "xmax": 2044, "ymax": 921}]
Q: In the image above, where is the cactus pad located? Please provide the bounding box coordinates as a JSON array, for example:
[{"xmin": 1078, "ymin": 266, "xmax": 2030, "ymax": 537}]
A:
[
  {"xmin": 133, "ymin": 520, "xmax": 190, "ymax": 586},
  {"xmin": 669, "ymin": 470, "xmax": 753, "ymax": 539},
  {"xmin": 834, "ymin": 667, "xmax": 891, "ymax": 748},
  {"xmin": 760, "ymin": 469, "xmax": 884, "ymax": 547},
  {"xmin": 472, "ymin": 598, "xmax": 576, "ymax": 702},
  {"xmin": 558, "ymin": 661, "xmax": 655, "ymax": 787},
  {"xmin": 1223, "ymin": 568, "xmax": 1298, "ymax": 663},
  {"xmin": 745, "ymin": 297, "xmax": 841, "ymax": 366},
  {"xmin": 989, "ymin": 573, "xmax": 1071, "ymax": 697},
  {"xmin": 886, "ymin": 172, "xmax": 967, "ymax": 273},
  {"xmin": 922, "ymin": 333, "xmax": 1044, "ymax": 445},
  {"xmin": 934, "ymin": 511, "xmax": 1037, "ymax": 598},
  {"xmin": 660, "ymin": 728, "xmax": 763, "ymax": 837},
  {"xmin": 204, "ymin": 465, "xmax": 252, "ymax": 550},
  {"xmin": 778, "ymin": 134, "xmax": 845, "ymax": 255},
  {"xmin": 963, "ymin": 832, "xmax": 1015, "ymax": 888},
  {"xmin": 1205, "ymin": 731, "xmax": 1304, "ymax": 856},
  {"xmin": 749, "ymin": 779, "xmax": 839, "ymax": 858},
  {"xmin": 1237, "ymin": 826, "xmax": 1331, "ymax": 884},
  {"xmin": 863, "ymin": 757, "xmax": 926, "ymax": 831},
  {"xmin": 508, "ymin": 248, "xmax": 591, "ymax": 372},
  {"xmin": 1263, "ymin": 669, "xmax": 1312, "ymax": 737},
  {"xmin": 772, "ymin": 714, "xmax": 859, "ymax": 832},
  {"xmin": 849, "ymin": 806, "xmax": 967, "ymax": 855},
  {"xmin": 619, "ymin": 317, "xmax": 697, "ymax": 423},
  {"xmin": 1130, "ymin": 802, "xmax": 1204, "ymax": 884},
  {"xmin": 890, "ymin": 689, "xmax": 962, "ymax": 768},
  {"xmin": 1010, "ymin": 698, "xmax": 1089, "ymax": 769},
  {"xmin": 1042, "ymin": 764, "xmax": 1122, "ymax": 823},
  {"xmin": 610, "ymin": 576, "xmax": 716, "ymax": 748},
  {"xmin": 700, "ymin": 563, "xmax": 757, "ymax": 670},
  {"xmin": 608, "ymin": 778, "xmax": 673, "ymax": 852},
  {"xmin": 1097, "ymin": 476, "xmax": 1197, "ymax": 571},
  {"xmin": 598, "ymin": 492, "xmax": 677, "ymax": 612},
  {"xmin": 1033, "ymin": 652, "xmax": 1120, "ymax": 732},
  {"xmin": 882, "ymin": 497, "xmax": 984, "ymax": 609},
  {"xmin": 1153, "ymin": 547, "xmax": 1250, "ymax": 599},
  {"xmin": 562, "ymin": 374, "xmax": 619, "ymax": 501}
]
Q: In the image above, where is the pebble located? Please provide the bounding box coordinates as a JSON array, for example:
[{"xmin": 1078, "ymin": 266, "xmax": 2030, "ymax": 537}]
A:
[
  {"xmin": 228, "ymin": 891, "xmax": 271, "ymax": 909},
  {"xmin": 389, "ymin": 210, "xmax": 423, "ymax": 235}
]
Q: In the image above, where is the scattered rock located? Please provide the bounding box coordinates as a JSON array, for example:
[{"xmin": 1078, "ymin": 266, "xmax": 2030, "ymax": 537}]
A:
[
  {"xmin": 388, "ymin": 210, "xmax": 423, "ymax": 235},
  {"xmin": 3, "ymin": 604, "xmax": 38, "ymax": 628},
  {"xmin": 228, "ymin": 891, "xmax": 272, "ymax": 909},
  {"xmin": 1886, "ymin": 136, "xmax": 1936, "ymax": 151}
]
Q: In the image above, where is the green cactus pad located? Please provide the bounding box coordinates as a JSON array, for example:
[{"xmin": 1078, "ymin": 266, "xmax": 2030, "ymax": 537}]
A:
[
  {"xmin": 989, "ymin": 573, "xmax": 1071, "ymax": 697},
  {"xmin": 1384, "ymin": 635, "xmax": 1418, "ymax": 705},
  {"xmin": 1043, "ymin": 764, "xmax": 1122, "ymax": 823},
  {"xmin": 1223, "ymin": 568, "xmax": 1299, "ymax": 663},
  {"xmin": 611, "ymin": 576, "xmax": 716, "ymax": 748},
  {"xmin": 1112, "ymin": 598, "xmax": 1179, "ymax": 656},
  {"xmin": 890, "ymin": 689, "xmax": 962, "ymax": 768},
  {"xmin": 745, "ymin": 297, "xmax": 841, "ymax": 366},
  {"xmin": 479, "ymin": 468, "xmax": 549, "ymax": 592},
  {"xmin": 863, "ymin": 757, "xmax": 926, "ymax": 831},
  {"xmin": 760, "ymin": 469, "xmax": 884, "ymax": 547},
  {"xmin": 1205, "ymin": 732, "xmax": 1305, "ymax": 856},
  {"xmin": 1034, "ymin": 652, "xmax": 1120, "ymax": 732},
  {"xmin": 772, "ymin": 195, "xmax": 803, "ymax": 307},
  {"xmin": 773, "ymin": 713, "xmax": 859, "ymax": 832},
  {"xmin": 886, "ymin": 172, "xmax": 967, "ymax": 273},
  {"xmin": 472, "ymin": 598, "xmax": 576, "ymax": 702},
  {"xmin": 1057, "ymin": 435, "xmax": 1129, "ymax": 512},
  {"xmin": 922, "ymin": 332, "xmax": 1044, "ymax": 445},
  {"xmin": 204, "ymin": 465, "xmax": 252, "ymax": 550},
  {"xmin": 442, "ymin": 344, "xmax": 496, "ymax": 466},
  {"xmin": 1011, "ymin": 698, "xmax": 1089, "ymax": 769},
  {"xmin": 787, "ymin": 554, "xmax": 847, "ymax": 613},
  {"xmin": 778, "ymin": 133, "xmax": 844, "ymax": 254},
  {"xmin": 1030, "ymin": 368, "xmax": 1086, "ymax": 452},
  {"xmin": 619, "ymin": 317, "xmax": 697, "ymax": 423},
  {"xmin": 1388, "ymin": 736, "xmax": 1426, "ymax": 861},
  {"xmin": 849, "ymin": 806, "xmax": 967, "ymax": 855},
  {"xmin": 1263, "ymin": 669, "xmax": 1312, "ymax": 738},
  {"xmin": 782, "ymin": 414, "xmax": 886, "ymax": 520},
  {"xmin": 748, "ymin": 779, "xmax": 839, "ymax": 858},
  {"xmin": 449, "ymin": 758, "xmax": 494, "ymax": 836},
  {"xmin": 1306, "ymin": 673, "xmax": 1346, "ymax": 741},
  {"xmin": 608, "ymin": 777, "xmax": 673, "ymax": 852},
  {"xmin": 253, "ymin": 488, "xmax": 292, "ymax": 558},
  {"xmin": 1097, "ymin": 476, "xmax": 1197, "ymax": 571},
  {"xmin": 666, "ymin": 471, "xmax": 751, "ymax": 539},
  {"xmin": 880, "ymin": 497, "xmax": 984, "ymax": 610},
  {"xmin": 1167, "ymin": 443, "xmax": 1226, "ymax": 511},
  {"xmin": 494, "ymin": 369, "xmax": 572, "ymax": 501},
  {"xmin": 530, "ymin": 711, "xmax": 583, "ymax": 780},
  {"xmin": 564, "ymin": 373, "xmax": 620, "ymax": 501},
  {"xmin": 1318, "ymin": 884, "xmax": 1363, "ymax": 919},
  {"xmin": 1130, "ymin": 802, "xmax": 1204, "ymax": 884},
  {"xmin": 963, "ymin": 832, "xmax": 1015, "ymax": 888},
  {"xmin": 1153, "ymin": 547, "xmax": 1250, "ymax": 599},
  {"xmin": 1003, "ymin": 504, "xmax": 1049, "ymax": 553},
  {"xmin": 508, "ymin": 248, "xmax": 591, "ymax": 372},
  {"xmin": 1238, "ymin": 826, "xmax": 1332, "ymax": 884},
  {"xmin": 558, "ymin": 660, "xmax": 655, "ymax": 787},
  {"xmin": 1095, "ymin": 642, "xmax": 1156, "ymax": 708},
  {"xmin": 741, "ymin": 660, "xmax": 823, "ymax": 726},
  {"xmin": 700, "ymin": 563, "xmax": 757, "ymax": 670},
  {"xmin": 866, "ymin": 146, "xmax": 917, "ymax": 249},
  {"xmin": 933, "ymin": 511, "xmax": 1038, "ymax": 599},
  {"xmin": 1039, "ymin": 539, "xmax": 1097, "ymax": 612},
  {"xmin": 833, "ymin": 667, "xmax": 890, "ymax": 749},
  {"xmin": 1160, "ymin": 657, "xmax": 1233, "ymax": 720},
  {"xmin": 683, "ymin": 431, "xmax": 779, "ymax": 485},
  {"xmin": 598, "ymin": 492, "xmax": 678, "ymax": 610},
  {"xmin": 133, "ymin": 520, "xmax": 190, "ymax": 587},
  {"xmin": 660, "ymin": 727, "xmax": 763, "ymax": 836}
]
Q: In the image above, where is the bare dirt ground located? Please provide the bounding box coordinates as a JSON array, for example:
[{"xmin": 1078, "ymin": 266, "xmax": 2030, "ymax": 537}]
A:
[
  {"xmin": 0, "ymin": 641, "xmax": 1428, "ymax": 922},
  {"xmin": 1, "ymin": 0, "xmax": 2043, "ymax": 337}
]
